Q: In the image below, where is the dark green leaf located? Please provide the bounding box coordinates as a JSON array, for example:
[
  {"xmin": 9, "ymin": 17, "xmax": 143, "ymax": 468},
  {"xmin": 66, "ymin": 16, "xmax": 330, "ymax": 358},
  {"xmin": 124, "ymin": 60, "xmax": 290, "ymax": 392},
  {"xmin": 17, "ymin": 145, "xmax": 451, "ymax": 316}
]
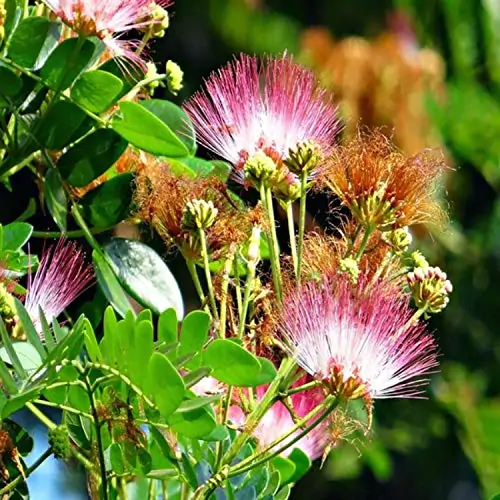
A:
[
  {"xmin": 36, "ymin": 100, "xmax": 87, "ymax": 150},
  {"xmin": 0, "ymin": 317, "xmax": 26, "ymax": 379},
  {"xmin": 112, "ymin": 101, "xmax": 189, "ymax": 157},
  {"xmin": 3, "ymin": 0, "xmax": 21, "ymax": 44},
  {"xmin": 80, "ymin": 172, "xmax": 134, "ymax": 227},
  {"xmin": 0, "ymin": 67, "xmax": 22, "ymax": 105},
  {"xmin": 40, "ymin": 37, "xmax": 95, "ymax": 90},
  {"xmin": 71, "ymin": 70, "xmax": 124, "ymax": 113},
  {"xmin": 92, "ymin": 250, "xmax": 132, "ymax": 318},
  {"xmin": 146, "ymin": 352, "xmax": 185, "ymax": 418},
  {"xmin": 103, "ymin": 238, "xmax": 184, "ymax": 317},
  {"xmin": 58, "ymin": 129, "xmax": 127, "ymax": 187},
  {"xmin": 141, "ymin": 99, "xmax": 196, "ymax": 155},
  {"xmin": 2, "ymin": 388, "xmax": 41, "ymax": 418},
  {"xmin": 44, "ymin": 168, "xmax": 67, "ymax": 231},
  {"xmin": 203, "ymin": 339, "xmax": 262, "ymax": 387},
  {"xmin": 8, "ymin": 17, "xmax": 61, "ymax": 70},
  {"xmin": 179, "ymin": 310, "xmax": 210, "ymax": 355},
  {"xmin": 2, "ymin": 222, "xmax": 32, "ymax": 251},
  {"xmin": 110, "ymin": 443, "xmax": 125, "ymax": 475}
]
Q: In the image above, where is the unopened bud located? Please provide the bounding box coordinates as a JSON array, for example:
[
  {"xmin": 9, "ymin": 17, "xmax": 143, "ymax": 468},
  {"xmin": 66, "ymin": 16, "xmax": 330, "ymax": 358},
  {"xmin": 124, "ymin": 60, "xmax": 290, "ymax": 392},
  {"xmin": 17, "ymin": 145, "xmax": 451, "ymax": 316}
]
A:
[
  {"xmin": 48, "ymin": 425, "xmax": 71, "ymax": 460},
  {"xmin": 270, "ymin": 167, "xmax": 301, "ymax": 202},
  {"xmin": 407, "ymin": 265, "xmax": 452, "ymax": 314},
  {"xmin": 182, "ymin": 199, "xmax": 218, "ymax": 230},
  {"xmin": 247, "ymin": 226, "xmax": 261, "ymax": 267},
  {"xmin": 339, "ymin": 257, "xmax": 360, "ymax": 283},
  {"xmin": 284, "ymin": 140, "xmax": 322, "ymax": 176},
  {"xmin": 144, "ymin": 62, "xmax": 161, "ymax": 95},
  {"xmin": 411, "ymin": 250, "xmax": 429, "ymax": 269},
  {"xmin": 0, "ymin": 283, "xmax": 15, "ymax": 322},
  {"xmin": 382, "ymin": 227, "xmax": 412, "ymax": 254},
  {"xmin": 139, "ymin": 2, "xmax": 170, "ymax": 38},
  {"xmin": 244, "ymin": 151, "xmax": 277, "ymax": 185},
  {"xmin": 166, "ymin": 60, "xmax": 183, "ymax": 96}
]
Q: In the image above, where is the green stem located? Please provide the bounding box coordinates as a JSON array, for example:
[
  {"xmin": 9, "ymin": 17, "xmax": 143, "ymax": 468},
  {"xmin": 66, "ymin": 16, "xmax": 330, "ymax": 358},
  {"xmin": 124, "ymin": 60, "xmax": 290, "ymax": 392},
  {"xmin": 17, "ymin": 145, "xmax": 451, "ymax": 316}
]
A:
[
  {"xmin": 296, "ymin": 173, "xmax": 308, "ymax": 283},
  {"xmin": 259, "ymin": 183, "xmax": 282, "ymax": 302},
  {"xmin": 219, "ymin": 249, "xmax": 235, "ymax": 338},
  {"xmin": 404, "ymin": 305, "xmax": 429, "ymax": 329},
  {"xmin": 147, "ymin": 479, "xmax": 157, "ymax": 500},
  {"xmin": 215, "ymin": 385, "xmax": 234, "ymax": 470},
  {"xmin": 84, "ymin": 375, "xmax": 109, "ymax": 500},
  {"xmin": 33, "ymin": 399, "xmax": 93, "ymax": 420},
  {"xmin": 70, "ymin": 204, "xmax": 101, "ymax": 250},
  {"xmin": 229, "ymin": 396, "xmax": 339, "ymax": 477},
  {"xmin": 285, "ymin": 201, "xmax": 299, "ymax": 279},
  {"xmin": 32, "ymin": 226, "xmax": 115, "ymax": 239},
  {"xmin": 186, "ymin": 258, "xmax": 210, "ymax": 314},
  {"xmin": 0, "ymin": 447, "xmax": 52, "ymax": 496},
  {"xmin": 356, "ymin": 225, "xmax": 373, "ymax": 261},
  {"xmin": 280, "ymin": 379, "xmax": 322, "ymax": 397},
  {"xmin": 221, "ymin": 357, "xmax": 296, "ymax": 466},
  {"xmin": 238, "ymin": 259, "xmax": 256, "ymax": 338},
  {"xmin": 26, "ymin": 402, "xmax": 56, "ymax": 430},
  {"xmin": 198, "ymin": 228, "xmax": 219, "ymax": 321}
]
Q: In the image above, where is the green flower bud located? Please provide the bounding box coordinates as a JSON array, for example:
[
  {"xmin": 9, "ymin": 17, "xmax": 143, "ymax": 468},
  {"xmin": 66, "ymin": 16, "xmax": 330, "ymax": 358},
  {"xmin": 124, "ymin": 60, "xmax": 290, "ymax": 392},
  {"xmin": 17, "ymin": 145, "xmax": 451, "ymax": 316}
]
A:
[
  {"xmin": 166, "ymin": 60, "xmax": 183, "ymax": 96},
  {"xmin": 246, "ymin": 226, "xmax": 261, "ymax": 268},
  {"xmin": 0, "ymin": 283, "xmax": 16, "ymax": 322},
  {"xmin": 141, "ymin": 2, "xmax": 170, "ymax": 38},
  {"xmin": 382, "ymin": 226, "xmax": 412, "ymax": 254},
  {"xmin": 407, "ymin": 265, "xmax": 452, "ymax": 314},
  {"xmin": 244, "ymin": 151, "xmax": 277, "ymax": 185},
  {"xmin": 48, "ymin": 425, "xmax": 71, "ymax": 460},
  {"xmin": 284, "ymin": 140, "xmax": 322, "ymax": 176},
  {"xmin": 182, "ymin": 199, "xmax": 218, "ymax": 230},
  {"xmin": 144, "ymin": 62, "xmax": 161, "ymax": 95},
  {"xmin": 411, "ymin": 250, "xmax": 429, "ymax": 269},
  {"xmin": 339, "ymin": 257, "xmax": 360, "ymax": 283},
  {"xmin": 270, "ymin": 167, "xmax": 301, "ymax": 203}
]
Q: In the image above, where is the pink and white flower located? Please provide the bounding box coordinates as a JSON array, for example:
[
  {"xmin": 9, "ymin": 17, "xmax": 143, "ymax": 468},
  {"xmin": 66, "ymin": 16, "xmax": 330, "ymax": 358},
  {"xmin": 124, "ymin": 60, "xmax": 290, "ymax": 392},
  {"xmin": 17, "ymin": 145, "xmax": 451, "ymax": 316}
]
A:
[
  {"xmin": 43, "ymin": 0, "xmax": 172, "ymax": 69},
  {"xmin": 278, "ymin": 276, "xmax": 439, "ymax": 401},
  {"xmin": 183, "ymin": 53, "xmax": 340, "ymax": 183},
  {"xmin": 25, "ymin": 240, "xmax": 93, "ymax": 334},
  {"xmin": 229, "ymin": 379, "xmax": 329, "ymax": 460}
]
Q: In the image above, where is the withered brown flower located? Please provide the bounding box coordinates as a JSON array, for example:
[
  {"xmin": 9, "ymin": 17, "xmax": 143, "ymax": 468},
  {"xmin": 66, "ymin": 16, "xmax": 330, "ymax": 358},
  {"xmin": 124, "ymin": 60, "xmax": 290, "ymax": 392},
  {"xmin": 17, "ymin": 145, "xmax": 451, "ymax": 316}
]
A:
[{"xmin": 319, "ymin": 129, "xmax": 448, "ymax": 230}]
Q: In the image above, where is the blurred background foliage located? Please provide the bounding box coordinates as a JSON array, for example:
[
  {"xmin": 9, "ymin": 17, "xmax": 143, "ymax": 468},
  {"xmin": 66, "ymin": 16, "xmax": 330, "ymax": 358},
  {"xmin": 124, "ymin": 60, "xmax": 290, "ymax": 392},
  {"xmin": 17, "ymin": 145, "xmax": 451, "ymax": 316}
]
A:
[{"xmin": 160, "ymin": 1, "xmax": 500, "ymax": 499}]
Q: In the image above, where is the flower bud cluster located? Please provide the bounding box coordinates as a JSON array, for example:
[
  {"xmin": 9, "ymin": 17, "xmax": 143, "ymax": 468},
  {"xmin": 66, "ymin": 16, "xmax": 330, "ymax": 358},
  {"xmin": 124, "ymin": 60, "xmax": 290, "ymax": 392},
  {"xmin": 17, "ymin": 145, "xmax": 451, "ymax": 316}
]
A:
[
  {"xmin": 407, "ymin": 265, "xmax": 453, "ymax": 314},
  {"xmin": 182, "ymin": 199, "xmax": 218, "ymax": 230},
  {"xmin": 382, "ymin": 226, "xmax": 412, "ymax": 254},
  {"xmin": 166, "ymin": 60, "xmax": 184, "ymax": 95},
  {"xmin": 284, "ymin": 140, "xmax": 323, "ymax": 177},
  {"xmin": 244, "ymin": 151, "xmax": 277, "ymax": 185}
]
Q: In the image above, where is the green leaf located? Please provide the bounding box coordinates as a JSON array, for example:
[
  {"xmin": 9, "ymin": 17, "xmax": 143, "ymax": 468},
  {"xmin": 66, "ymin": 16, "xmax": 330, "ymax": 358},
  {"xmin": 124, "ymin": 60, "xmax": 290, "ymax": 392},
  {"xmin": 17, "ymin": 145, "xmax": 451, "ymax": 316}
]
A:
[
  {"xmin": 158, "ymin": 308, "xmax": 178, "ymax": 344},
  {"xmin": 271, "ymin": 457, "xmax": 296, "ymax": 486},
  {"xmin": 253, "ymin": 358, "xmax": 277, "ymax": 385},
  {"xmin": 203, "ymin": 339, "xmax": 263, "ymax": 387},
  {"xmin": 127, "ymin": 319, "xmax": 154, "ymax": 388},
  {"xmin": 286, "ymin": 448, "xmax": 311, "ymax": 484},
  {"xmin": 82, "ymin": 317, "xmax": 102, "ymax": 363},
  {"xmin": 8, "ymin": 17, "xmax": 61, "ymax": 70},
  {"xmin": 92, "ymin": 250, "xmax": 132, "ymax": 318},
  {"xmin": 36, "ymin": 100, "xmax": 87, "ymax": 150},
  {"xmin": 0, "ymin": 67, "xmax": 22, "ymax": 104},
  {"xmin": 3, "ymin": 0, "xmax": 22, "ymax": 44},
  {"xmin": 146, "ymin": 352, "xmax": 185, "ymax": 418},
  {"xmin": 0, "ymin": 356, "xmax": 17, "ymax": 394},
  {"xmin": 112, "ymin": 101, "xmax": 190, "ymax": 157},
  {"xmin": 178, "ymin": 311, "xmax": 210, "ymax": 355},
  {"xmin": 177, "ymin": 394, "xmax": 221, "ymax": 413},
  {"xmin": 44, "ymin": 168, "xmax": 67, "ymax": 231},
  {"xmin": 183, "ymin": 367, "xmax": 212, "ymax": 389},
  {"xmin": 71, "ymin": 70, "xmax": 124, "ymax": 113},
  {"xmin": 58, "ymin": 129, "xmax": 127, "ymax": 187},
  {"xmin": 275, "ymin": 485, "xmax": 291, "ymax": 500},
  {"xmin": 40, "ymin": 37, "xmax": 95, "ymax": 90},
  {"xmin": 80, "ymin": 173, "xmax": 134, "ymax": 227},
  {"xmin": 103, "ymin": 238, "xmax": 184, "ymax": 317},
  {"xmin": 167, "ymin": 406, "xmax": 216, "ymax": 438},
  {"xmin": 2, "ymin": 222, "xmax": 32, "ymax": 251},
  {"xmin": 0, "ymin": 342, "xmax": 43, "ymax": 375},
  {"xmin": 140, "ymin": 100, "xmax": 196, "ymax": 155},
  {"xmin": 0, "ymin": 317, "xmax": 26, "ymax": 379}
]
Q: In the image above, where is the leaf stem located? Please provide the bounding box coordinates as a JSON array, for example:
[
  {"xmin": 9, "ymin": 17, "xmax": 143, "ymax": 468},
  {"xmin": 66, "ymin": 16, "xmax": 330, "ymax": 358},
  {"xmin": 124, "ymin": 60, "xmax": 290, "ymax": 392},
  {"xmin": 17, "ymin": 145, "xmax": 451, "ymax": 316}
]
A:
[
  {"xmin": 198, "ymin": 228, "xmax": 219, "ymax": 321},
  {"xmin": 186, "ymin": 258, "xmax": 210, "ymax": 314},
  {"xmin": 219, "ymin": 247, "xmax": 235, "ymax": 338},
  {"xmin": 285, "ymin": 201, "xmax": 299, "ymax": 279}
]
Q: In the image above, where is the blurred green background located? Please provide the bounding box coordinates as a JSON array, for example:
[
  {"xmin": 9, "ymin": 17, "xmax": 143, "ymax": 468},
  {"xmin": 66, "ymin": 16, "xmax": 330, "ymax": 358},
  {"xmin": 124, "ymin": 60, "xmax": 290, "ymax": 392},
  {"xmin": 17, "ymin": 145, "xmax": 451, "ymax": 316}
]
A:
[{"xmin": 159, "ymin": 1, "xmax": 500, "ymax": 499}]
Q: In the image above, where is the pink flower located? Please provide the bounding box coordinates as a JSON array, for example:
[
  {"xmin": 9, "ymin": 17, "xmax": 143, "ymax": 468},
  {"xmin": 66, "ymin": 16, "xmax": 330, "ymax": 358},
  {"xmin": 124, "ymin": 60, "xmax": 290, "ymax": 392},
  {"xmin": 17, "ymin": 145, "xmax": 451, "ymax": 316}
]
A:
[
  {"xmin": 278, "ymin": 276, "xmax": 439, "ymax": 401},
  {"xmin": 44, "ymin": 0, "xmax": 172, "ymax": 69},
  {"xmin": 25, "ymin": 240, "xmax": 93, "ymax": 334},
  {"xmin": 229, "ymin": 378, "xmax": 329, "ymax": 460},
  {"xmin": 183, "ymin": 53, "xmax": 339, "ymax": 183}
]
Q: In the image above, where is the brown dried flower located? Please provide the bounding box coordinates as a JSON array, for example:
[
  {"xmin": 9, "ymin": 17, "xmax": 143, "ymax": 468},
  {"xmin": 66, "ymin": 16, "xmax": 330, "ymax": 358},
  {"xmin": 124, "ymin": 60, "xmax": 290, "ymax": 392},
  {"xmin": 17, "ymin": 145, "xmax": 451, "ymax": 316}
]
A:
[{"xmin": 319, "ymin": 129, "xmax": 448, "ymax": 230}]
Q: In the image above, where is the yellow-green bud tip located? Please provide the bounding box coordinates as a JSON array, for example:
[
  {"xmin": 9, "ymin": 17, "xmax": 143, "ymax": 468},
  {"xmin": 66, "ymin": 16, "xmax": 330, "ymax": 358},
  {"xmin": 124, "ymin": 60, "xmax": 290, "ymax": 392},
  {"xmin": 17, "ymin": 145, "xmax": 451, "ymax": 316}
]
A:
[
  {"xmin": 166, "ymin": 60, "xmax": 183, "ymax": 96},
  {"xmin": 182, "ymin": 199, "xmax": 218, "ymax": 230}
]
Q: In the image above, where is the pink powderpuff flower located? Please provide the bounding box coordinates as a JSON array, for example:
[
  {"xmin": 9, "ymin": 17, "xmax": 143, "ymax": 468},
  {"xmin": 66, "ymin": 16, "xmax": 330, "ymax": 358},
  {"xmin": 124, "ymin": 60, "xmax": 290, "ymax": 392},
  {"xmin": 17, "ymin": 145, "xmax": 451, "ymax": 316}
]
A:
[
  {"xmin": 25, "ymin": 240, "xmax": 94, "ymax": 335},
  {"xmin": 183, "ymin": 53, "xmax": 340, "ymax": 183},
  {"xmin": 229, "ymin": 378, "xmax": 329, "ymax": 460},
  {"xmin": 278, "ymin": 276, "xmax": 439, "ymax": 401},
  {"xmin": 43, "ymin": 0, "xmax": 172, "ymax": 69}
]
